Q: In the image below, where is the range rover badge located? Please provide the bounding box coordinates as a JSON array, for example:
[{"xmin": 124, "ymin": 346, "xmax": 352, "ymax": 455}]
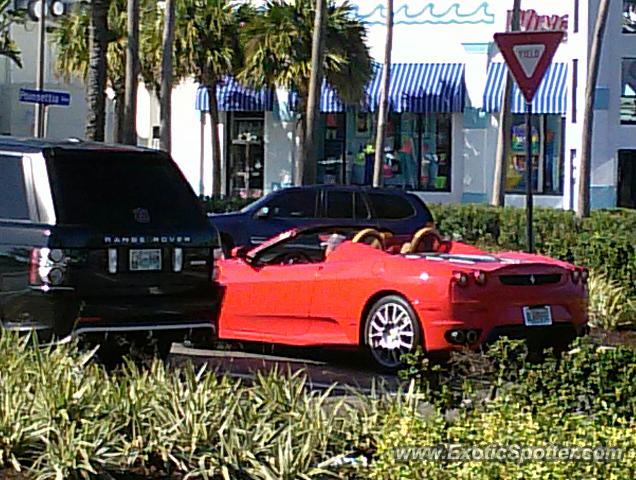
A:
[{"xmin": 133, "ymin": 208, "xmax": 150, "ymax": 224}]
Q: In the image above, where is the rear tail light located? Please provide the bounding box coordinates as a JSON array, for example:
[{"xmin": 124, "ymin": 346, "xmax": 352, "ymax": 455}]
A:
[
  {"xmin": 453, "ymin": 271, "xmax": 469, "ymax": 287},
  {"xmin": 580, "ymin": 268, "xmax": 589, "ymax": 284},
  {"xmin": 173, "ymin": 247, "xmax": 183, "ymax": 272},
  {"xmin": 108, "ymin": 248, "xmax": 118, "ymax": 274},
  {"xmin": 571, "ymin": 269, "xmax": 581, "ymax": 284},
  {"xmin": 29, "ymin": 248, "xmax": 68, "ymax": 286},
  {"xmin": 473, "ymin": 270, "xmax": 487, "ymax": 285}
]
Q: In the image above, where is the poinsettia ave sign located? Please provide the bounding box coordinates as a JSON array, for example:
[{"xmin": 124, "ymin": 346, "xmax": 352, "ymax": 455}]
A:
[{"xmin": 493, "ymin": 31, "xmax": 565, "ymax": 102}]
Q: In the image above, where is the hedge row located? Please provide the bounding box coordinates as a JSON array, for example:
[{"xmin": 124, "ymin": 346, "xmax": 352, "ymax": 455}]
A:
[
  {"xmin": 428, "ymin": 204, "xmax": 636, "ymax": 296},
  {"xmin": 1, "ymin": 334, "xmax": 634, "ymax": 479}
]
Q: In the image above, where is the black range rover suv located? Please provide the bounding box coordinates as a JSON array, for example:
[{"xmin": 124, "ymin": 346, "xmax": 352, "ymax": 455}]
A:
[{"xmin": 0, "ymin": 137, "xmax": 220, "ymax": 358}]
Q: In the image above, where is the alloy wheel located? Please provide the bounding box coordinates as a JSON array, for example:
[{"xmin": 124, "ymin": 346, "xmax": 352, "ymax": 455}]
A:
[{"xmin": 366, "ymin": 299, "xmax": 417, "ymax": 369}]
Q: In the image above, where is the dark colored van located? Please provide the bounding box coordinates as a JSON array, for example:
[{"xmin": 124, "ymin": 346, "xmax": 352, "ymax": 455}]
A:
[
  {"xmin": 210, "ymin": 185, "xmax": 435, "ymax": 252},
  {"xmin": 0, "ymin": 137, "xmax": 220, "ymax": 359}
]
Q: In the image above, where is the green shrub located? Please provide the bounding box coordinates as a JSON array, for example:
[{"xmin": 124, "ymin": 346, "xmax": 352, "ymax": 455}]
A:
[
  {"xmin": 201, "ymin": 195, "xmax": 257, "ymax": 214},
  {"xmin": 2, "ymin": 332, "xmax": 635, "ymax": 479},
  {"xmin": 429, "ymin": 204, "xmax": 636, "ymax": 297}
]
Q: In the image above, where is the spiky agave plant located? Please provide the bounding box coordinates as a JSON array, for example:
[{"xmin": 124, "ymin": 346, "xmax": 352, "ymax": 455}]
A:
[{"xmin": 588, "ymin": 271, "xmax": 636, "ymax": 330}]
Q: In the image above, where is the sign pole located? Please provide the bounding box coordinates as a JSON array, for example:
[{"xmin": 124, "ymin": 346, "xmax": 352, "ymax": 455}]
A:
[
  {"xmin": 34, "ymin": 0, "xmax": 47, "ymax": 138},
  {"xmin": 525, "ymin": 101, "xmax": 534, "ymax": 253}
]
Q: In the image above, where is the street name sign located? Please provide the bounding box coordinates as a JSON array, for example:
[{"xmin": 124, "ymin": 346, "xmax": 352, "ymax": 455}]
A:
[
  {"xmin": 19, "ymin": 88, "xmax": 71, "ymax": 107},
  {"xmin": 493, "ymin": 31, "xmax": 565, "ymax": 103}
]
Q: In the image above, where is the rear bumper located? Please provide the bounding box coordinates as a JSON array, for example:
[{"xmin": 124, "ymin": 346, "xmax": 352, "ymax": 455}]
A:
[
  {"xmin": 416, "ymin": 298, "xmax": 588, "ymax": 354},
  {"xmin": 2, "ymin": 285, "xmax": 221, "ymax": 340}
]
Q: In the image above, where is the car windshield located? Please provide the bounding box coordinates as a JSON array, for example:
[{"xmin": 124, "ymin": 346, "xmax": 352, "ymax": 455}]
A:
[{"xmin": 47, "ymin": 150, "xmax": 206, "ymax": 228}]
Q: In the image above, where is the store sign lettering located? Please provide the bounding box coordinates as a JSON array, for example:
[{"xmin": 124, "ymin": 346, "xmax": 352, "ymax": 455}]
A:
[
  {"xmin": 507, "ymin": 9, "xmax": 569, "ymax": 34},
  {"xmin": 353, "ymin": 2, "xmax": 495, "ymax": 26}
]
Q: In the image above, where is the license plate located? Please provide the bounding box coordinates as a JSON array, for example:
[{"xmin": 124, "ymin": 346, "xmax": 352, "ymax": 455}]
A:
[
  {"xmin": 129, "ymin": 249, "xmax": 162, "ymax": 271},
  {"xmin": 523, "ymin": 306, "xmax": 553, "ymax": 326}
]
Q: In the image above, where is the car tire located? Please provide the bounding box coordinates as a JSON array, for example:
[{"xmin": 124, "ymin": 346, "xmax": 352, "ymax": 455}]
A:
[
  {"xmin": 95, "ymin": 334, "xmax": 173, "ymax": 370},
  {"xmin": 363, "ymin": 295, "xmax": 422, "ymax": 372}
]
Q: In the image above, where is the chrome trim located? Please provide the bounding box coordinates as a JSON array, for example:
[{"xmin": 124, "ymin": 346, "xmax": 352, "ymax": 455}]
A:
[
  {"xmin": 2, "ymin": 321, "xmax": 50, "ymax": 331},
  {"xmin": 28, "ymin": 285, "xmax": 75, "ymax": 292},
  {"xmin": 72, "ymin": 323, "xmax": 214, "ymax": 335},
  {"xmin": 108, "ymin": 248, "xmax": 117, "ymax": 274},
  {"xmin": 26, "ymin": 154, "xmax": 56, "ymax": 225}
]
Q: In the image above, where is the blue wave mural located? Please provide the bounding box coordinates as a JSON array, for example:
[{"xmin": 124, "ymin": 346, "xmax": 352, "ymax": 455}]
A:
[{"xmin": 352, "ymin": 2, "xmax": 495, "ymax": 26}]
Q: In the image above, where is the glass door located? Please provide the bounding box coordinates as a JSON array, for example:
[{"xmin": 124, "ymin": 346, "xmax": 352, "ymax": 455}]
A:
[{"xmin": 228, "ymin": 113, "xmax": 264, "ymax": 198}]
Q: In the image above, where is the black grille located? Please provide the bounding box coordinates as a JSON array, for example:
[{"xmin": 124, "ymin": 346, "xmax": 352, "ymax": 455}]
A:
[{"xmin": 499, "ymin": 274, "xmax": 561, "ymax": 286}]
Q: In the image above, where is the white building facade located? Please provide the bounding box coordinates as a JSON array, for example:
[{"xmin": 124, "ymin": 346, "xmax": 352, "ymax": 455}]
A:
[{"xmin": 1, "ymin": 0, "xmax": 635, "ymax": 210}]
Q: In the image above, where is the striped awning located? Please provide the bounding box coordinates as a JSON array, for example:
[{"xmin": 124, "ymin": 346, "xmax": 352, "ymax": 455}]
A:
[
  {"xmin": 483, "ymin": 62, "xmax": 568, "ymax": 114},
  {"xmin": 365, "ymin": 63, "xmax": 466, "ymax": 113},
  {"xmin": 286, "ymin": 81, "xmax": 346, "ymax": 113},
  {"xmin": 195, "ymin": 77, "xmax": 274, "ymax": 112}
]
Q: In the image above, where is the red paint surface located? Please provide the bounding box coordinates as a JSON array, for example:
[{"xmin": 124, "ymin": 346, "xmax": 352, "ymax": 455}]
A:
[{"xmin": 216, "ymin": 234, "xmax": 588, "ymax": 354}]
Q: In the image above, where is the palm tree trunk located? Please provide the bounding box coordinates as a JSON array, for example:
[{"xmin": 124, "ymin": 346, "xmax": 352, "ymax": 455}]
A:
[
  {"xmin": 373, "ymin": 0, "xmax": 393, "ymax": 187},
  {"xmin": 491, "ymin": 0, "xmax": 521, "ymax": 206},
  {"xmin": 294, "ymin": 97, "xmax": 307, "ymax": 186},
  {"xmin": 159, "ymin": 0, "xmax": 175, "ymax": 153},
  {"xmin": 123, "ymin": 0, "xmax": 139, "ymax": 145},
  {"xmin": 114, "ymin": 87, "xmax": 126, "ymax": 143},
  {"xmin": 302, "ymin": 0, "xmax": 326, "ymax": 185},
  {"xmin": 86, "ymin": 0, "xmax": 110, "ymax": 141},
  {"xmin": 578, "ymin": 0, "xmax": 611, "ymax": 218},
  {"xmin": 207, "ymin": 82, "xmax": 222, "ymax": 196}
]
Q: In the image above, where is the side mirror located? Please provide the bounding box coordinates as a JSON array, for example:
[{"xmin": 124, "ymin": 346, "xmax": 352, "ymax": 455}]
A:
[
  {"xmin": 231, "ymin": 246, "xmax": 249, "ymax": 258},
  {"xmin": 254, "ymin": 206, "xmax": 270, "ymax": 219}
]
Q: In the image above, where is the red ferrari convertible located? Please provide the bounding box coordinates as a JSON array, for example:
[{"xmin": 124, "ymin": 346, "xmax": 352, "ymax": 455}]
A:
[{"xmin": 215, "ymin": 225, "xmax": 588, "ymax": 370}]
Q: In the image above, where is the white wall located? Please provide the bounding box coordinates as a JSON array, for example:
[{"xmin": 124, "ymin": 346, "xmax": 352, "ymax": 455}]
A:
[{"xmin": 263, "ymin": 112, "xmax": 295, "ymax": 194}]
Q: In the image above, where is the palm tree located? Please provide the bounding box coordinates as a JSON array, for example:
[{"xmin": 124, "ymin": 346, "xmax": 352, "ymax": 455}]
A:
[
  {"xmin": 373, "ymin": 0, "xmax": 393, "ymax": 187},
  {"xmin": 0, "ymin": 0, "xmax": 23, "ymax": 67},
  {"xmin": 159, "ymin": 0, "xmax": 175, "ymax": 153},
  {"xmin": 491, "ymin": 0, "xmax": 521, "ymax": 207},
  {"xmin": 53, "ymin": 0, "xmax": 162, "ymax": 142},
  {"xmin": 579, "ymin": 0, "xmax": 611, "ymax": 218},
  {"xmin": 86, "ymin": 0, "xmax": 112, "ymax": 141},
  {"xmin": 302, "ymin": 0, "xmax": 326, "ymax": 185},
  {"xmin": 174, "ymin": 0, "xmax": 247, "ymax": 195},
  {"xmin": 123, "ymin": 0, "xmax": 140, "ymax": 145},
  {"xmin": 238, "ymin": 0, "xmax": 372, "ymax": 186}
]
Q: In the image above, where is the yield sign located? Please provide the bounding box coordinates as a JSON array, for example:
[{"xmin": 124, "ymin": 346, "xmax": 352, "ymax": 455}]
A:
[{"xmin": 493, "ymin": 31, "xmax": 565, "ymax": 103}]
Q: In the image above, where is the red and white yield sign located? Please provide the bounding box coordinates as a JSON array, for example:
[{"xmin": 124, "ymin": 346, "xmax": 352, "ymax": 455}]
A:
[{"xmin": 493, "ymin": 31, "xmax": 565, "ymax": 103}]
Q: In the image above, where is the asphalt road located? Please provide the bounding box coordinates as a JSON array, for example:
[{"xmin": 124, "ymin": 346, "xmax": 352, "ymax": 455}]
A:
[{"xmin": 169, "ymin": 342, "xmax": 402, "ymax": 394}]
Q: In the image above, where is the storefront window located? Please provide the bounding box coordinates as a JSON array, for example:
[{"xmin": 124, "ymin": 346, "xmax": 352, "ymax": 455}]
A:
[
  {"xmin": 506, "ymin": 115, "xmax": 564, "ymax": 195},
  {"xmin": 420, "ymin": 113, "xmax": 452, "ymax": 192},
  {"xmin": 318, "ymin": 113, "xmax": 346, "ymax": 184},
  {"xmin": 227, "ymin": 113, "xmax": 264, "ymax": 198},
  {"xmin": 346, "ymin": 112, "xmax": 452, "ymax": 192},
  {"xmin": 621, "ymin": 58, "xmax": 636, "ymax": 124},
  {"xmin": 623, "ymin": 1, "xmax": 636, "ymax": 33}
]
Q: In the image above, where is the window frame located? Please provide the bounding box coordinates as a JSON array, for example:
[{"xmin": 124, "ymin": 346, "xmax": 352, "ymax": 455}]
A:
[
  {"xmin": 623, "ymin": 1, "xmax": 636, "ymax": 34},
  {"xmin": 0, "ymin": 152, "xmax": 34, "ymax": 223},
  {"xmin": 367, "ymin": 192, "xmax": 417, "ymax": 220},
  {"xmin": 505, "ymin": 114, "xmax": 565, "ymax": 196},
  {"xmin": 269, "ymin": 189, "xmax": 319, "ymax": 219},
  {"xmin": 621, "ymin": 57, "xmax": 636, "ymax": 124},
  {"xmin": 324, "ymin": 189, "xmax": 355, "ymax": 219}
]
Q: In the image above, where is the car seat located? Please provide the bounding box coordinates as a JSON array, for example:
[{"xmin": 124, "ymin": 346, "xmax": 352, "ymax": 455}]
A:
[{"xmin": 351, "ymin": 228, "xmax": 385, "ymax": 250}]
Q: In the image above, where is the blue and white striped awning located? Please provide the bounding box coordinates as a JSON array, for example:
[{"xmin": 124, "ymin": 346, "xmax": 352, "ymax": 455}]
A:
[
  {"xmin": 195, "ymin": 77, "xmax": 274, "ymax": 112},
  {"xmin": 483, "ymin": 62, "xmax": 568, "ymax": 114},
  {"xmin": 365, "ymin": 63, "xmax": 466, "ymax": 113},
  {"xmin": 286, "ymin": 81, "xmax": 346, "ymax": 113}
]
